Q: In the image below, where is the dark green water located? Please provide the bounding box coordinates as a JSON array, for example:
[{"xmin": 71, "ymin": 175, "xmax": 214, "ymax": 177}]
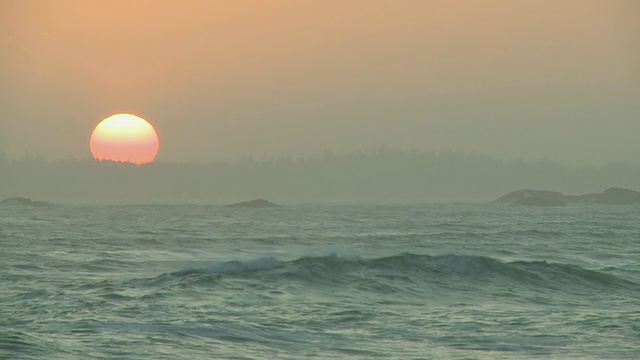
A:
[{"xmin": 2, "ymin": 204, "xmax": 639, "ymax": 359}]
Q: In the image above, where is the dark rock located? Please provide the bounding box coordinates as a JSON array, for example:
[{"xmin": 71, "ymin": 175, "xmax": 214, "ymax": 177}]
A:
[
  {"xmin": 493, "ymin": 187, "xmax": 640, "ymax": 206},
  {"xmin": 0, "ymin": 197, "xmax": 51, "ymax": 207},
  {"xmin": 225, "ymin": 199, "xmax": 281, "ymax": 208},
  {"xmin": 593, "ymin": 187, "xmax": 640, "ymax": 205},
  {"xmin": 493, "ymin": 190, "xmax": 566, "ymax": 206},
  {"xmin": 512, "ymin": 196, "xmax": 566, "ymax": 207}
]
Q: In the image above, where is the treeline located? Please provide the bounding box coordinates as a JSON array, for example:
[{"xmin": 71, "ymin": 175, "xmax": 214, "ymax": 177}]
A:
[{"xmin": 1, "ymin": 150, "xmax": 639, "ymax": 203}]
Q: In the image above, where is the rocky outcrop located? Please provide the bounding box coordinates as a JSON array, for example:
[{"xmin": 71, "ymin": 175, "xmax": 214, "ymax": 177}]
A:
[
  {"xmin": 591, "ymin": 187, "xmax": 640, "ymax": 205},
  {"xmin": 225, "ymin": 199, "xmax": 281, "ymax": 208},
  {"xmin": 0, "ymin": 197, "xmax": 52, "ymax": 207},
  {"xmin": 493, "ymin": 188, "xmax": 640, "ymax": 206},
  {"xmin": 492, "ymin": 190, "xmax": 567, "ymax": 206}
]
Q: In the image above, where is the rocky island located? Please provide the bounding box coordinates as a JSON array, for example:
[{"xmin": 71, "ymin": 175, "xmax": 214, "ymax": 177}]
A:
[
  {"xmin": 0, "ymin": 197, "xmax": 52, "ymax": 207},
  {"xmin": 225, "ymin": 199, "xmax": 281, "ymax": 208},
  {"xmin": 493, "ymin": 187, "xmax": 640, "ymax": 206}
]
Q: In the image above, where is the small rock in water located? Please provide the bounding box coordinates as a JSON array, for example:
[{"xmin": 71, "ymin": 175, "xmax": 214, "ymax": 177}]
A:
[
  {"xmin": 225, "ymin": 199, "xmax": 281, "ymax": 208},
  {"xmin": 0, "ymin": 197, "xmax": 51, "ymax": 207}
]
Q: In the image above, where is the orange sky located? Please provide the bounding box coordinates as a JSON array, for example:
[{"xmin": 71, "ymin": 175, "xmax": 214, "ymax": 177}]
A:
[{"xmin": 1, "ymin": 0, "xmax": 638, "ymax": 165}]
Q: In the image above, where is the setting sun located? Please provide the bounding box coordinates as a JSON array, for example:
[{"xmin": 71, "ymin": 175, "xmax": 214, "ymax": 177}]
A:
[{"xmin": 90, "ymin": 114, "xmax": 159, "ymax": 165}]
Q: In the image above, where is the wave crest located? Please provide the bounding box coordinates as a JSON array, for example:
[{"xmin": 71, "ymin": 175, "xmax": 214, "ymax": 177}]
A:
[{"xmin": 164, "ymin": 253, "xmax": 639, "ymax": 295}]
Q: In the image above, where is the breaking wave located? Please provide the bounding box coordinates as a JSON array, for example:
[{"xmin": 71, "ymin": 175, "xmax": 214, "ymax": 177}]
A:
[{"xmin": 162, "ymin": 253, "xmax": 640, "ymax": 296}]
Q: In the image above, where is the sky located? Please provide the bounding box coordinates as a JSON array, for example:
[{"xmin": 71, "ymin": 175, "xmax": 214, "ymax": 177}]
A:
[{"xmin": 1, "ymin": 0, "xmax": 638, "ymax": 166}]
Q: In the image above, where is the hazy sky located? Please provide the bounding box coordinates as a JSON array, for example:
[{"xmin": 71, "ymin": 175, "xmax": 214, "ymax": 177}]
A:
[{"xmin": 1, "ymin": 0, "xmax": 638, "ymax": 166}]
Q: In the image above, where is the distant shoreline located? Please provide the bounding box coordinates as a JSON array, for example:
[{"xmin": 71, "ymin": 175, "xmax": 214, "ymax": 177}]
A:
[
  {"xmin": 3, "ymin": 151, "xmax": 640, "ymax": 203},
  {"xmin": 493, "ymin": 187, "xmax": 640, "ymax": 206}
]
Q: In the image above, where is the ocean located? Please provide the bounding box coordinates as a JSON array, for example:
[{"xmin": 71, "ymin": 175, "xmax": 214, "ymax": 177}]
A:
[{"xmin": 1, "ymin": 203, "xmax": 639, "ymax": 359}]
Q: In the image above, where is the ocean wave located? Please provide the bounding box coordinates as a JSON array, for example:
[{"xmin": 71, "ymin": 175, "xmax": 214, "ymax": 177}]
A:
[
  {"xmin": 161, "ymin": 253, "xmax": 640, "ymax": 295},
  {"xmin": 0, "ymin": 330, "xmax": 51, "ymax": 358},
  {"xmin": 171, "ymin": 257, "xmax": 282, "ymax": 276}
]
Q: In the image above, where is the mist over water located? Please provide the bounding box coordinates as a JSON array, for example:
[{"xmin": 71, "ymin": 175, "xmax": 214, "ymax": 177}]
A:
[
  {"xmin": 2, "ymin": 203, "xmax": 640, "ymax": 359},
  {"xmin": 2, "ymin": 150, "xmax": 640, "ymax": 204}
]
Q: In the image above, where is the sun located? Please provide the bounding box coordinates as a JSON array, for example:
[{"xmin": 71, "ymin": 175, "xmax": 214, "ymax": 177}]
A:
[{"xmin": 90, "ymin": 113, "xmax": 160, "ymax": 165}]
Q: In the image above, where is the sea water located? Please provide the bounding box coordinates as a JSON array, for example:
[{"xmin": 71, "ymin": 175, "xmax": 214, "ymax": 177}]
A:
[{"xmin": 1, "ymin": 203, "xmax": 639, "ymax": 359}]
